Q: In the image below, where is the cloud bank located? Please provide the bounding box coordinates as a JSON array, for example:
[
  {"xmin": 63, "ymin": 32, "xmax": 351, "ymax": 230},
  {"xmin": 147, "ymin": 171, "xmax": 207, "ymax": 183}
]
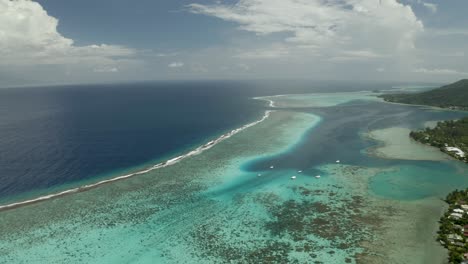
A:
[
  {"xmin": 168, "ymin": 62, "xmax": 184, "ymax": 68},
  {"xmin": 189, "ymin": 0, "xmax": 424, "ymax": 59},
  {"xmin": 0, "ymin": 0, "xmax": 135, "ymax": 66},
  {"xmin": 183, "ymin": 0, "xmax": 468, "ymax": 82},
  {"xmin": 1, "ymin": 0, "xmax": 466, "ymax": 85},
  {"xmin": 413, "ymin": 68, "xmax": 468, "ymax": 75}
]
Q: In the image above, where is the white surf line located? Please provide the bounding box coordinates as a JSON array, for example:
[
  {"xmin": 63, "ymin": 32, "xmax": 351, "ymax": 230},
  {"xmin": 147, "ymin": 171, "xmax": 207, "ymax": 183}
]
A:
[
  {"xmin": 253, "ymin": 96, "xmax": 278, "ymax": 108},
  {"xmin": 0, "ymin": 110, "xmax": 274, "ymax": 212}
]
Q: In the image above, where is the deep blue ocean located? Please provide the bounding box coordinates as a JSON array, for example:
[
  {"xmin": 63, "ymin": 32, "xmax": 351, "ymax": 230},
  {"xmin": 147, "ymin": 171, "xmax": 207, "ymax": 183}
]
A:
[{"xmin": 0, "ymin": 80, "xmax": 435, "ymax": 202}]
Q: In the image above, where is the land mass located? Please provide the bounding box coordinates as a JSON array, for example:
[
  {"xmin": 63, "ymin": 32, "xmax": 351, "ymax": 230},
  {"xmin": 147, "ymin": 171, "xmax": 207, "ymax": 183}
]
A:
[
  {"xmin": 380, "ymin": 79, "xmax": 468, "ymax": 110},
  {"xmin": 379, "ymin": 79, "xmax": 468, "ymax": 163},
  {"xmin": 410, "ymin": 118, "xmax": 468, "ymax": 163},
  {"xmin": 381, "ymin": 80, "xmax": 468, "ymax": 260},
  {"xmin": 438, "ymin": 189, "xmax": 468, "ymax": 263}
]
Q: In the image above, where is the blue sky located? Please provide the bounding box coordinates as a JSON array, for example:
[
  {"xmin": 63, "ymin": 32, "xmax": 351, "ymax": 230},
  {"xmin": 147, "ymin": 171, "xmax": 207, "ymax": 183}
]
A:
[
  {"xmin": 37, "ymin": 0, "xmax": 229, "ymax": 49},
  {"xmin": 1, "ymin": 0, "xmax": 468, "ymax": 86}
]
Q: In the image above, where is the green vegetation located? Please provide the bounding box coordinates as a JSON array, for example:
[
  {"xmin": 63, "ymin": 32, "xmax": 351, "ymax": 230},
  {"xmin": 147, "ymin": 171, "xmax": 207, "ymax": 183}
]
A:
[
  {"xmin": 438, "ymin": 189, "xmax": 468, "ymax": 263},
  {"xmin": 410, "ymin": 118, "xmax": 468, "ymax": 163},
  {"xmin": 382, "ymin": 79, "xmax": 468, "ymax": 262},
  {"xmin": 380, "ymin": 79, "xmax": 468, "ymax": 110}
]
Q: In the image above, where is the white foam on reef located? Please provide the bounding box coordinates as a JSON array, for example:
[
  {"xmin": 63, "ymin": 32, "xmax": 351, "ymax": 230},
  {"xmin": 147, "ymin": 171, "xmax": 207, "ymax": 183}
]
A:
[
  {"xmin": 256, "ymin": 92, "xmax": 380, "ymax": 109},
  {"xmin": 253, "ymin": 96, "xmax": 277, "ymax": 108},
  {"xmin": 0, "ymin": 110, "xmax": 274, "ymax": 212}
]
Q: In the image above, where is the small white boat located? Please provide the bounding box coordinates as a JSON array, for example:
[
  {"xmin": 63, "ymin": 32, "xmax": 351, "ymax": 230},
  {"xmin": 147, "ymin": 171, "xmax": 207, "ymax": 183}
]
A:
[
  {"xmin": 336, "ymin": 160, "xmax": 340, "ymax": 163},
  {"xmin": 315, "ymin": 175, "xmax": 321, "ymax": 179},
  {"xmin": 298, "ymin": 170, "xmax": 302, "ymax": 173},
  {"xmin": 257, "ymin": 174, "xmax": 262, "ymax": 177},
  {"xmin": 270, "ymin": 165, "xmax": 274, "ymax": 169},
  {"xmin": 291, "ymin": 176, "xmax": 297, "ymax": 180}
]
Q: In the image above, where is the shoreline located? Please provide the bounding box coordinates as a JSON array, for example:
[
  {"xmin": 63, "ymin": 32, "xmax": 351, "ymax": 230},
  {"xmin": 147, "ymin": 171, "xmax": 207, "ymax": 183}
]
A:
[
  {"xmin": 409, "ymin": 120, "xmax": 468, "ymax": 164},
  {"xmin": 381, "ymin": 99, "xmax": 468, "ymax": 113},
  {"xmin": 0, "ymin": 110, "xmax": 274, "ymax": 212},
  {"xmin": 364, "ymin": 127, "xmax": 450, "ymax": 161},
  {"xmin": 1, "ymin": 91, "xmax": 465, "ymax": 263}
]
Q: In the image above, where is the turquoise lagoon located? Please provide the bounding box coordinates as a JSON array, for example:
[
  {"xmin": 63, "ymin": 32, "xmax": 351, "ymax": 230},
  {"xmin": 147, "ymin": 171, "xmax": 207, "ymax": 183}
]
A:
[{"xmin": 0, "ymin": 92, "xmax": 467, "ymax": 264}]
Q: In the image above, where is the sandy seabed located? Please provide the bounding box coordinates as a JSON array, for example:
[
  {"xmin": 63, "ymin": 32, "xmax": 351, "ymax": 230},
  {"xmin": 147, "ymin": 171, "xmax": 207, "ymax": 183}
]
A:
[{"xmin": 0, "ymin": 92, "xmax": 466, "ymax": 264}]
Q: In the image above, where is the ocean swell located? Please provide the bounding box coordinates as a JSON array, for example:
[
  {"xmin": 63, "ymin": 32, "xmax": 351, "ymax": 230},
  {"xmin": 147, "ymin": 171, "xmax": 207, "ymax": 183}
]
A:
[{"xmin": 0, "ymin": 110, "xmax": 274, "ymax": 212}]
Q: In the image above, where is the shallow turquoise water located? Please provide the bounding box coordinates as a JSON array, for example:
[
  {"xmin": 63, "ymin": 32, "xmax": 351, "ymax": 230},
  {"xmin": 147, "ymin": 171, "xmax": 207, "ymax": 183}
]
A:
[
  {"xmin": 0, "ymin": 95, "xmax": 467, "ymax": 263},
  {"xmin": 369, "ymin": 162, "xmax": 468, "ymax": 200},
  {"xmin": 0, "ymin": 111, "xmax": 368, "ymax": 263}
]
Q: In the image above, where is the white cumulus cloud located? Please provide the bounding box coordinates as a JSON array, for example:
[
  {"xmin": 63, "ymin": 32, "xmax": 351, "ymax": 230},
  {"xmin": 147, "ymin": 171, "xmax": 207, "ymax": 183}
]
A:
[
  {"xmin": 93, "ymin": 66, "xmax": 119, "ymax": 73},
  {"xmin": 408, "ymin": 0, "xmax": 437, "ymax": 13},
  {"xmin": 0, "ymin": 0, "xmax": 136, "ymax": 66},
  {"xmin": 188, "ymin": 0, "xmax": 424, "ymax": 59},
  {"xmin": 413, "ymin": 68, "xmax": 468, "ymax": 75},
  {"xmin": 422, "ymin": 2, "xmax": 437, "ymax": 13},
  {"xmin": 168, "ymin": 62, "xmax": 184, "ymax": 68}
]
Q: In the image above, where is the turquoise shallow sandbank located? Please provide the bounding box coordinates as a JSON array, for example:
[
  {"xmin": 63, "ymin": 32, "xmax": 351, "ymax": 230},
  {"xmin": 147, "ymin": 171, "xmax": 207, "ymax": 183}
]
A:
[
  {"xmin": 366, "ymin": 127, "xmax": 450, "ymax": 161},
  {"xmin": 0, "ymin": 92, "xmax": 467, "ymax": 264},
  {"xmin": 258, "ymin": 91, "xmax": 381, "ymax": 108}
]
